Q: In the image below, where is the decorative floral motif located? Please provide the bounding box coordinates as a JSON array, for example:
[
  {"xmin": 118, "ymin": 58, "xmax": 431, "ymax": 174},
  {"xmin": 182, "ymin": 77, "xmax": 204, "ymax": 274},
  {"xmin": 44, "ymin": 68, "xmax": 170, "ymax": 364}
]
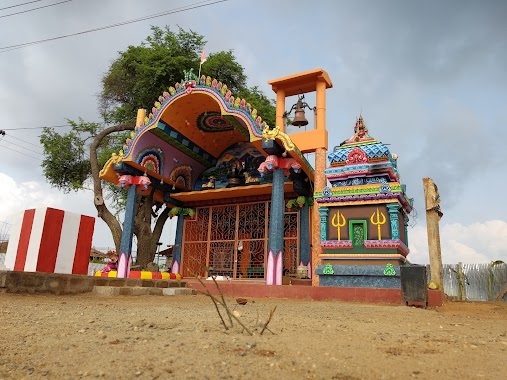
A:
[
  {"xmin": 383, "ymin": 263, "xmax": 396, "ymax": 276},
  {"xmin": 323, "ymin": 264, "xmax": 334, "ymax": 275},
  {"xmin": 346, "ymin": 147, "xmax": 368, "ymax": 165},
  {"xmin": 322, "ymin": 186, "xmax": 332, "ymax": 197}
]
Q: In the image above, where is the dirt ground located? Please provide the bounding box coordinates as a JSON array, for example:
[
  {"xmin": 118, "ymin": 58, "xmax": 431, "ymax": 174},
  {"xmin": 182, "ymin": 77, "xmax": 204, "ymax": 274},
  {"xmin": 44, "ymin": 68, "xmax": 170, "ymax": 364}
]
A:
[{"xmin": 0, "ymin": 292, "xmax": 506, "ymax": 380}]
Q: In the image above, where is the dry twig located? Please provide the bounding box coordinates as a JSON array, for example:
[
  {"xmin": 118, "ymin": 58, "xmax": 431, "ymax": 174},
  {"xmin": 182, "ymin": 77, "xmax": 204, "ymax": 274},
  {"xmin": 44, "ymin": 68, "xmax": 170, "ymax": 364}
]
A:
[{"xmin": 260, "ymin": 306, "xmax": 277, "ymax": 335}]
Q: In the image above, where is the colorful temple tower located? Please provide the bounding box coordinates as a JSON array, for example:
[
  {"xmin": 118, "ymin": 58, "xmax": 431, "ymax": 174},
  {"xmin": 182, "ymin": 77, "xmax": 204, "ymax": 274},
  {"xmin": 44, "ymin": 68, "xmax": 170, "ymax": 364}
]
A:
[{"xmin": 314, "ymin": 116, "xmax": 413, "ymax": 288}]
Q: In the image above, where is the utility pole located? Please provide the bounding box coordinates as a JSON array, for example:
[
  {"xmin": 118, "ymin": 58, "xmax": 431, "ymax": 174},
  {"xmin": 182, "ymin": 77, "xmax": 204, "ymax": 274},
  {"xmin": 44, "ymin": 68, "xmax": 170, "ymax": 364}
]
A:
[{"xmin": 423, "ymin": 177, "xmax": 444, "ymax": 288}]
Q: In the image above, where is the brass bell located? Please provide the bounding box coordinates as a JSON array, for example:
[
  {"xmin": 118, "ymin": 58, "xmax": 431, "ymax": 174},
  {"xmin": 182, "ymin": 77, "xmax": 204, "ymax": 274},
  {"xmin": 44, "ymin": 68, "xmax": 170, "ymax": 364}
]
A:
[{"xmin": 291, "ymin": 100, "xmax": 309, "ymax": 127}]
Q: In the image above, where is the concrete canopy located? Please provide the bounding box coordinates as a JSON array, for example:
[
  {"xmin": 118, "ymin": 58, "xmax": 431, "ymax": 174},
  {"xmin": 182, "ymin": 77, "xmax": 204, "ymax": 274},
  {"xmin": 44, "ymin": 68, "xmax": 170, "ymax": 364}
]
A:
[{"xmin": 99, "ymin": 75, "xmax": 314, "ymax": 205}]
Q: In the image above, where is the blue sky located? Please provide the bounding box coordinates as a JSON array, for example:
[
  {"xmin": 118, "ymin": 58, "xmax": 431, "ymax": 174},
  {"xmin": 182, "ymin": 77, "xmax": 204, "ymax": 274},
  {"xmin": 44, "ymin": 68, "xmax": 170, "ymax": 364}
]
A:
[{"xmin": 1, "ymin": 0, "xmax": 506, "ymax": 264}]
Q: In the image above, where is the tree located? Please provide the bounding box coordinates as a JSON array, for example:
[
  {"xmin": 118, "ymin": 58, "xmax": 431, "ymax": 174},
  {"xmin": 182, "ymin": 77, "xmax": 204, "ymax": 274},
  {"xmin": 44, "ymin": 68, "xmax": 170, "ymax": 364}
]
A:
[{"xmin": 40, "ymin": 26, "xmax": 275, "ymax": 268}]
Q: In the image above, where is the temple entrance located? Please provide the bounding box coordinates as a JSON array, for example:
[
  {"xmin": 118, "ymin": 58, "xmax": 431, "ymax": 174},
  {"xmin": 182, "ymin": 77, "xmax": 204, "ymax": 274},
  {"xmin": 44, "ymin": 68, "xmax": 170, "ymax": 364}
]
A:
[{"xmin": 181, "ymin": 201, "xmax": 299, "ymax": 280}]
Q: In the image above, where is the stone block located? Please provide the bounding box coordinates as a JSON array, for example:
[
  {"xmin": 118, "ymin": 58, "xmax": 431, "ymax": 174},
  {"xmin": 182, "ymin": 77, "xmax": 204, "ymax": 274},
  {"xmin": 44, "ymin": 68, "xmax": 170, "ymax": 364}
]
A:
[
  {"xmin": 0, "ymin": 271, "xmax": 6, "ymax": 288},
  {"xmin": 141, "ymin": 280, "xmax": 155, "ymax": 287},
  {"xmin": 155, "ymin": 280, "xmax": 169, "ymax": 288},
  {"xmin": 92, "ymin": 286, "xmax": 120, "ymax": 296},
  {"xmin": 162, "ymin": 288, "xmax": 196, "ymax": 296},
  {"xmin": 125, "ymin": 278, "xmax": 143, "ymax": 287}
]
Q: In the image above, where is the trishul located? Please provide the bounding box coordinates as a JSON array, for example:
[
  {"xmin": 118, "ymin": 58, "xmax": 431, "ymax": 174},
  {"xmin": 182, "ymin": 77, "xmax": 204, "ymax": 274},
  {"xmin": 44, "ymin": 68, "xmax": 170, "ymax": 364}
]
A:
[
  {"xmin": 370, "ymin": 208, "xmax": 386, "ymax": 240},
  {"xmin": 331, "ymin": 211, "xmax": 346, "ymax": 240}
]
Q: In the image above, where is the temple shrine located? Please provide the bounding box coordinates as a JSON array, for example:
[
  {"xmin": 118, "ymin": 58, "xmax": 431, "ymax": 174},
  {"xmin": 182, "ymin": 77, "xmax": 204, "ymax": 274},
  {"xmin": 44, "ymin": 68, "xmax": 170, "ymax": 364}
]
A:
[{"xmin": 99, "ymin": 68, "xmax": 413, "ymax": 291}]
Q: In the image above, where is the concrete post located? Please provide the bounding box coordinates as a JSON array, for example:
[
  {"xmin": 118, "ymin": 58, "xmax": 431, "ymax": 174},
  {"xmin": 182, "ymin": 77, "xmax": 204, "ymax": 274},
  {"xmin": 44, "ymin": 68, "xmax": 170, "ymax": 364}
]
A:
[{"xmin": 423, "ymin": 177, "xmax": 443, "ymax": 288}]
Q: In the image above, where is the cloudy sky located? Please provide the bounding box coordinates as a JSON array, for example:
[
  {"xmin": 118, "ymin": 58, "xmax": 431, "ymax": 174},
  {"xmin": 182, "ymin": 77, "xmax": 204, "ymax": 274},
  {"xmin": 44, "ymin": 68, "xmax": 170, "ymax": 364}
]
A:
[{"xmin": 1, "ymin": 0, "xmax": 506, "ymax": 264}]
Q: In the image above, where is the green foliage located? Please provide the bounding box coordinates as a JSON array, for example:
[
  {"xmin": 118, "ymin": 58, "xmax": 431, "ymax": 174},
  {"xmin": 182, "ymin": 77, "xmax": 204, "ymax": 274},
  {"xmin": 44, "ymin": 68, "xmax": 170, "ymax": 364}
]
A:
[
  {"xmin": 39, "ymin": 119, "xmax": 99, "ymax": 192},
  {"xmin": 168, "ymin": 207, "xmax": 195, "ymax": 218},
  {"xmin": 100, "ymin": 26, "xmax": 275, "ymax": 126},
  {"xmin": 201, "ymin": 50, "xmax": 246, "ymax": 93},
  {"xmin": 237, "ymin": 86, "xmax": 275, "ymax": 127},
  {"xmin": 286, "ymin": 196, "xmax": 314, "ymax": 210},
  {"xmin": 100, "ymin": 26, "xmax": 206, "ymax": 124}
]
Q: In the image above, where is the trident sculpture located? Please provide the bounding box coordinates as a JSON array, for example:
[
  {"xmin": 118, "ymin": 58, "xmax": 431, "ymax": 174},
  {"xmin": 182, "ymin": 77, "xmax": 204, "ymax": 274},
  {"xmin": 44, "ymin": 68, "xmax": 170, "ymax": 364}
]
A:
[
  {"xmin": 331, "ymin": 211, "xmax": 346, "ymax": 240},
  {"xmin": 370, "ymin": 208, "xmax": 386, "ymax": 240}
]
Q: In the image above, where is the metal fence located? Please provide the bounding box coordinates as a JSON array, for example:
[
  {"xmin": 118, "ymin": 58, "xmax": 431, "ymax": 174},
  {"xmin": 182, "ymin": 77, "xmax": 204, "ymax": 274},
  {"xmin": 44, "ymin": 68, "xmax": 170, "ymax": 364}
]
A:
[{"xmin": 435, "ymin": 263, "xmax": 507, "ymax": 301}]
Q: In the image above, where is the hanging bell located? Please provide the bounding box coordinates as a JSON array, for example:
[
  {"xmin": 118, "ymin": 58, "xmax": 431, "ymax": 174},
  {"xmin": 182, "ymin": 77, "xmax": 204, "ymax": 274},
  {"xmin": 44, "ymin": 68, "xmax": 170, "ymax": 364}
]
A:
[{"xmin": 291, "ymin": 100, "xmax": 309, "ymax": 127}]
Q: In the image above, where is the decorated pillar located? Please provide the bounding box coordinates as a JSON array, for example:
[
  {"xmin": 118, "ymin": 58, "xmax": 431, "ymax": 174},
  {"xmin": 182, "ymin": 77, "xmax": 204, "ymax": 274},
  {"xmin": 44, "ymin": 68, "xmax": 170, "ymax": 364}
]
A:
[
  {"xmin": 170, "ymin": 216, "xmax": 185, "ymax": 274},
  {"xmin": 318, "ymin": 206, "xmax": 329, "ymax": 241},
  {"xmin": 116, "ymin": 174, "xmax": 151, "ymax": 278},
  {"xmin": 267, "ymin": 167, "xmax": 285, "ymax": 285},
  {"xmin": 118, "ymin": 184, "xmax": 137, "ymax": 278},
  {"xmin": 299, "ymin": 204, "xmax": 311, "ymax": 267},
  {"xmin": 386, "ymin": 203, "xmax": 400, "ymax": 240}
]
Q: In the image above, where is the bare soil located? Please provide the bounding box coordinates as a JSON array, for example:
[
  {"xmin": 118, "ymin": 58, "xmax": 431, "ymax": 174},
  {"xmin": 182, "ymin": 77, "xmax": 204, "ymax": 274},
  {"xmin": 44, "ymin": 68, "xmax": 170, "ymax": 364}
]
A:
[{"xmin": 0, "ymin": 292, "xmax": 506, "ymax": 380}]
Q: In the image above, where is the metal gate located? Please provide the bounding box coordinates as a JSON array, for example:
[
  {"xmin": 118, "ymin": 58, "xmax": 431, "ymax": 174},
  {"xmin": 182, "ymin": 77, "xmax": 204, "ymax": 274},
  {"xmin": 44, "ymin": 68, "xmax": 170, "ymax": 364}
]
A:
[{"xmin": 181, "ymin": 201, "xmax": 298, "ymax": 280}]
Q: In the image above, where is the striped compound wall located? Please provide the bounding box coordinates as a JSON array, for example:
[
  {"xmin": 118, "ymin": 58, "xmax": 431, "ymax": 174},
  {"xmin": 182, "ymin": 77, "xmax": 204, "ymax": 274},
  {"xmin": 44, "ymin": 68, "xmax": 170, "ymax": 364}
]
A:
[{"xmin": 4, "ymin": 208, "xmax": 95, "ymax": 275}]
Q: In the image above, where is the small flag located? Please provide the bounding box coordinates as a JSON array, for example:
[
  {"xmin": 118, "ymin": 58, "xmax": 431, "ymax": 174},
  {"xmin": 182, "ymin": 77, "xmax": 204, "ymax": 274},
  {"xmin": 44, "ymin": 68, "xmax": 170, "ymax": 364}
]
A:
[{"xmin": 200, "ymin": 49, "xmax": 207, "ymax": 64}]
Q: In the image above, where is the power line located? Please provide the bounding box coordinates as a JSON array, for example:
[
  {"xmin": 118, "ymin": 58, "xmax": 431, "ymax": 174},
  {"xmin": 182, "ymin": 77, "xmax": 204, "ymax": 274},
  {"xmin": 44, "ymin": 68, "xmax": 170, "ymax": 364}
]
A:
[
  {"xmin": 0, "ymin": 138, "xmax": 44, "ymax": 157},
  {"xmin": 0, "ymin": 0, "xmax": 72, "ymax": 19},
  {"xmin": 2, "ymin": 124, "xmax": 72, "ymax": 130},
  {"xmin": 0, "ymin": 0, "xmax": 44, "ymax": 11},
  {"xmin": 2, "ymin": 134, "xmax": 44, "ymax": 151},
  {"xmin": 0, "ymin": 0, "xmax": 230, "ymax": 53},
  {"xmin": 0, "ymin": 142, "xmax": 41, "ymax": 160}
]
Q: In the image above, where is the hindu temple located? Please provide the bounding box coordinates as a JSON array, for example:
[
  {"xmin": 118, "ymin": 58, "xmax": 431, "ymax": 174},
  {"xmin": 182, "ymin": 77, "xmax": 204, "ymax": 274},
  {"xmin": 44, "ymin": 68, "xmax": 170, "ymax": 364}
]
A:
[{"xmin": 98, "ymin": 68, "xmax": 414, "ymax": 292}]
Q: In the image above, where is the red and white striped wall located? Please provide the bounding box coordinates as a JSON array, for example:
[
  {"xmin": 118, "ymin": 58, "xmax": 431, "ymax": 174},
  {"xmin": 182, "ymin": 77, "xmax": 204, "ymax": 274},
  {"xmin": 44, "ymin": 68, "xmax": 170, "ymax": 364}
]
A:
[{"xmin": 4, "ymin": 208, "xmax": 95, "ymax": 275}]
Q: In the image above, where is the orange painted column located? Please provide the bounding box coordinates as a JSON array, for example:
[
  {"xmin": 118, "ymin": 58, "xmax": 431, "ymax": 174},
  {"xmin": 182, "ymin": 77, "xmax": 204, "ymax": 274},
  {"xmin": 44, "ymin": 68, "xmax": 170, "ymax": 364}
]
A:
[
  {"xmin": 311, "ymin": 79, "xmax": 328, "ymax": 286},
  {"xmin": 275, "ymin": 89, "xmax": 286, "ymax": 132}
]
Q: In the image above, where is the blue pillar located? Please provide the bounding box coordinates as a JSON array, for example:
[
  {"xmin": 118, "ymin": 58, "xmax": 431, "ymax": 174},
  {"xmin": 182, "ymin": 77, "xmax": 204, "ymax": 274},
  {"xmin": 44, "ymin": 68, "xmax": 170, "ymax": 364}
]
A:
[
  {"xmin": 118, "ymin": 184, "xmax": 137, "ymax": 278},
  {"xmin": 318, "ymin": 207, "xmax": 329, "ymax": 241},
  {"xmin": 267, "ymin": 168, "xmax": 284, "ymax": 285},
  {"xmin": 171, "ymin": 216, "xmax": 184, "ymax": 274},
  {"xmin": 299, "ymin": 204, "xmax": 311, "ymax": 266},
  {"xmin": 387, "ymin": 203, "xmax": 400, "ymax": 240}
]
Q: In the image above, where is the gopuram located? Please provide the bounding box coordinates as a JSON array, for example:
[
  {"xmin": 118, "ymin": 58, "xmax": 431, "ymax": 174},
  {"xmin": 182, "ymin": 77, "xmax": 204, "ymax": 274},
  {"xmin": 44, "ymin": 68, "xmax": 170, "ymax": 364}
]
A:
[{"xmin": 314, "ymin": 115, "xmax": 413, "ymax": 288}]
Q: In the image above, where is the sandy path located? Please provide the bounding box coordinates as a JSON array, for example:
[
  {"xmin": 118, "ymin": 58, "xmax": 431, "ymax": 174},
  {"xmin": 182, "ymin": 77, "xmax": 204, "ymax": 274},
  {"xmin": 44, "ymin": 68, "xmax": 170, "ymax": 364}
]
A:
[{"xmin": 0, "ymin": 293, "xmax": 506, "ymax": 380}]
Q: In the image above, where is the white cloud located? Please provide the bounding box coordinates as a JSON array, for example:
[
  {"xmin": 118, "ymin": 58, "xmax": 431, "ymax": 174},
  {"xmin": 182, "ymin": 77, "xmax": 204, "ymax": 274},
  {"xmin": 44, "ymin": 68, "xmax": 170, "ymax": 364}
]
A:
[
  {"xmin": 0, "ymin": 172, "xmax": 116, "ymax": 250},
  {"xmin": 408, "ymin": 221, "xmax": 507, "ymax": 265},
  {"xmin": 0, "ymin": 172, "xmax": 65, "ymax": 220}
]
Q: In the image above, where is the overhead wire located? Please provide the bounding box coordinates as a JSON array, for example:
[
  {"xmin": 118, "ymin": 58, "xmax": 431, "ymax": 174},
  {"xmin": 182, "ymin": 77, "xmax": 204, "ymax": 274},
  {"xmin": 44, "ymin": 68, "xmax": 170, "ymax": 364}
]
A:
[
  {"xmin": 0, "ymin": 143, "xmax": 41, "ymax": 160},
  {"xmin": 0, "ymin": 0, "xmax": 45, "ymax": 11},
  {"xmin": 2, "ymin": 124, "xmax": 73, "ymax": 130},
  {"xmin": 0, "ymin": 137, "xmax": 44, "ymax": 157},
  {"xmin": 0, "ymin": 0, "xmax": 72, "ymax": 19},
  {"xmin": 0, "ymin": 0, "xmax": 230, "ymax": 53},
  {"xmin": 2, "ymin": 133, "xmax": 44, "ymax": 152}
]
